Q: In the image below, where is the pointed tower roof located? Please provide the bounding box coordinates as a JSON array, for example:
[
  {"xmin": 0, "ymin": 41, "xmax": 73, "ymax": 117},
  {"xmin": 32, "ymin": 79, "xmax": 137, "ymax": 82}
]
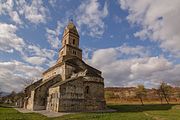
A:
[
  {"xmin": 67, "ymin": 21, "xmax": 76, "ymax": 29},
  {"xmin": 63, "ymin": 21, "xmax": 79, "ymax": 37}
]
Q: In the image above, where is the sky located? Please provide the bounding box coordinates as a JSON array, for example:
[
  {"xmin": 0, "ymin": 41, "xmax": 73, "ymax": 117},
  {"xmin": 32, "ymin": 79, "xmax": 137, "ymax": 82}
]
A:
[{"xmin": 0, "ymin": 0, "xmax": 180, "ymax": 92}]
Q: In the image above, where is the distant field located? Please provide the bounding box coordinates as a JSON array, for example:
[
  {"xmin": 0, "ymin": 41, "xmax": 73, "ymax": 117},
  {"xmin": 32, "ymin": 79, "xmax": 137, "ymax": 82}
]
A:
[{"xmin": 0, "ymin": 104, "xmax": 180, "ymax": 120}]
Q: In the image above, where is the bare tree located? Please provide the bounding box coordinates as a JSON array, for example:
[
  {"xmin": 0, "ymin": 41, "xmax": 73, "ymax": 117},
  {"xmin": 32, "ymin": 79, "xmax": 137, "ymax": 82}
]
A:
[
  {"xmin": 157, "ymin": 89, "xmax": 163, "ymax": 104},
  {"xmin": 136, "ymin": 85, "xmax": 147, "ymax": 105},
  {"xmin": 0, "ymin": 88, "xmax": 2, "ymax": 103},
  {"xmin": 0, "ymin": 88, "xmax": 2, "ymax": 97},
  {"xmin": 21, "ymin": 77, "xmax": 39, "ymax": 91},
  {"xmin": 158, "ymin": 82, "xmax": 172, "ymax": 104}
]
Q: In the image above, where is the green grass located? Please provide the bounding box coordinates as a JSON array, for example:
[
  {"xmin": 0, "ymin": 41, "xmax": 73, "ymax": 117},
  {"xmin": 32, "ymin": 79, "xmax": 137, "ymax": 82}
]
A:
[
  {"xmin": 0, "ymin": 104, "xmax": 180, "ymax": 120},
  {"xmin": 0, "ymin": 104, "xmax": 46, "ymax": 120}
]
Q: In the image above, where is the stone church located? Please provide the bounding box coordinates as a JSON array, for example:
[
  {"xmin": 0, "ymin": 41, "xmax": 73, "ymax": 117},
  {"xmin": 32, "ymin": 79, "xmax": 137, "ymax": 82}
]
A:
[{"xmin": 23, "ymin": 21, "xmax": 106, "ymax": 112}]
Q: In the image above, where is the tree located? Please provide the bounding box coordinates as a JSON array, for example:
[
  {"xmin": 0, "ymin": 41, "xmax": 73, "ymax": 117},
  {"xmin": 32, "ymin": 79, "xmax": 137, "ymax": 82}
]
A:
[
  {"xmin": 8, "ymin": 91, "xmax": 17, "ymax": 103},
  {"xmin": 0, "ymin": 88, "xmax": 2, "ymax": 97},
  {"xmin": 157, "ymin": 89, "xmax": 163, "ymax": 104},
  {"xmin": 136, "ymin": 85, "xmax": 147, "ymax": 105},
  {"xmin": 158, "ymin": 82, "xmax": 172, "ymax": 104},
  {"xmin": 22, "ymin": 78, "xmax": 35, "ymax": 88},
  {"xmin": 0, "ymin": 88, "xmax": 2, "ymax": 103}
]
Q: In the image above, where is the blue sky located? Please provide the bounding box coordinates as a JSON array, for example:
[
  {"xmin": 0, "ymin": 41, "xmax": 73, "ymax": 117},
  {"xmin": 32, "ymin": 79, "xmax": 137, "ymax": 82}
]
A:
[{"xmin": 0, "ymin": 0, "xmax": 180, "ymax": 92}]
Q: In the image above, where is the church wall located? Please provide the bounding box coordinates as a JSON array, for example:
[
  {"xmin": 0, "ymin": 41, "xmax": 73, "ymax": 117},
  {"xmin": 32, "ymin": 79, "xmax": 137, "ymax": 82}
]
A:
[
  {"xmin": 65, "ymin": 45, "xmax": 82, "ymax": 59},
  {"xmin": 46, "ymin": 86, "xmax": 60, "ymax": 112},
  {"xmin": 58, "ymin": 78, "xmax": 85, "ymax": 112},
  {"xmin": 33, "ymin": 75, "xmax": 61, "ymax": 110},
  {"xmin": 26, "ymin": 90, "xmax": 35, "ymax": 110},
  {"xmin": 24, "ymin": 80, "xmax": 42, "ymax": 98},
  {"xmin": 63, "ymin": 32, "xmax": 69, "ymax": 45},
  {"xmin": 68, "ymin": 33, "xmax": 79, "ymax": 47},
  {"xmin": 54, "ymin": 77, "xmax": 106, "ymax": 112},
  {"xmin": 83, "ymin": 77, "xmax": 106, "ymax": 111},
  {"xmin": 43, "ymin": 66, "xmax": 62, "ymax": 81},
  {"xmin": 63, "ymin": 64, "xmax": 75, "ymax": 80}
]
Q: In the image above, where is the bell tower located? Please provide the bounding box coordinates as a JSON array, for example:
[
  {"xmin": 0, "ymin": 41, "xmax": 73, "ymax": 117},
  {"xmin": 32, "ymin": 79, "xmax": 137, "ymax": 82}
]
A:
[{"xmin": 57, "ymin": 21, "xmax": 82, "ymax": 63}]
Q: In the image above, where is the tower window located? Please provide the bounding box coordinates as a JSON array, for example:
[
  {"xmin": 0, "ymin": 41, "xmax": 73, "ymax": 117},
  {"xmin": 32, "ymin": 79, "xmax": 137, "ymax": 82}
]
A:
[
  {"xmin": 73, "ymin": 39, "xmax": 75, "ymax": 45},
  {"xmin": 85, "ymin": 86, "xmax": 89, "ymax": 94},
  {"xmin": 73, "ymin": 50, "xmax": 76, "ymax": 55}
]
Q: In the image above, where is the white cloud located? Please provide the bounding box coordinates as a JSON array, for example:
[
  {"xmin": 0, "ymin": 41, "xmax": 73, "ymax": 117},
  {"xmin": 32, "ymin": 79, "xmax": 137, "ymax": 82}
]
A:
[
  {"xmin": 0, "ymin": 0, "xmax": 22, "ymax": 24},
  {"xmin": 118, "ymin": 0, "xmax": 180, "ymax": 57},
  {"xmin": 46, "ymin": 21, "xmax": 65, "ymax": 49},
  {"xmin": 87, "ymin": 46, "xmax": 180, "ymax": 88},
  {"xmin": 118, "ymin": 44, "xmax": 150, "ymax": 57},
  {"xmin": 0, "ymin": 0, "xmax": 48, "ymax": 24},
  {"xmin": 89, "ymin": 44, "xmax": 149, "ymax": 67},
  {"xmin": 46, "ymin": 28, "xmax": 59, "ymax": 49},
  {"xmin": 23, "ymin": 0, "xmax": 48, "ymax": 24},
  {"xmin": 22, "ymin": 44, "xmax": 56, "ymax": 65},
  {"xmin": 0, "ymin": 0, "xmax": 14, "ymax": 15},
  {"xmin": 0, "ymin": 23, "xmax": 25, "ymax": 53},
  {"xmin": 23, "ymin": 56, "xmax": 46, "ymax": 65},
  {"xmin": 27, "ymin": 45, "xmax": 55, "ymax": 60},
  {"xmin": 0, "ymin": 22, "xmax": 56, "ymax": 66},
  {"xmin": 76, "ymin": 0, "xmax": 108, "ymax": 38},
  {"xmin": 0, "ymin": 60, "xmax": 43, "ymax": 92},
  {"xmin": 9, "ymin": 11, "xmax": 22, "ymax": 24}
]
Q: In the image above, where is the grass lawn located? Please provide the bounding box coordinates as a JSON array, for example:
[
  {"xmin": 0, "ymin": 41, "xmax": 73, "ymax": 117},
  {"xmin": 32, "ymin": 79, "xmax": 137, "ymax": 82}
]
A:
[{"xmin": 0, "ymin": 104, "xmax": 180, "ymax": 120}]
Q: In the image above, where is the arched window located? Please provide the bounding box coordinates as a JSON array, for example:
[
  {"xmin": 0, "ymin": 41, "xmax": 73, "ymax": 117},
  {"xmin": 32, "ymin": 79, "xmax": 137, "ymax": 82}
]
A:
[
  {"xmin": 85, "ymin": 86, "xmax": 89, "ymax": 94},
  {"xmin": 73, "ymin": 39, "xmax": 75, "ymax": 45},
  {"xmin": 72, "ymin": 50, "xmax": 76, "ymax": 55}
]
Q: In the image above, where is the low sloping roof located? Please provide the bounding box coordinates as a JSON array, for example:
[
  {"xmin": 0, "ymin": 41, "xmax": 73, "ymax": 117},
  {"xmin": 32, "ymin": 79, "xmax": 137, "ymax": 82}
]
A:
[
  {"xmin": 50, "ymin": 76, "xmax": 83, "ymax": 88},
  {"xmin": 35, "ymin": 74, "xmax": 61, "ymax": 90},
  {"xmin": 65, "ymin": 57, "xmax": 102, "ymax": 77},
  {"xmin": 42, "ymin": 63, "xmax": 63, "ymax": 75},
  {"xmin": 25, "ymin": 79, "xmax": 43, "ymax": 91},
  {"xmin": 43, "ymin": 56, "xmax": 102, "ymax": 78}
]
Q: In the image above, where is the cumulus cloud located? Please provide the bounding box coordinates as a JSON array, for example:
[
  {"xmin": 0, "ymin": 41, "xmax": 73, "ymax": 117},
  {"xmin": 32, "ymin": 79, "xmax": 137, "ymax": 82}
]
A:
[
  {"xmin": 89, "ymin": 44, "xmax": 150, "ymax": 67},
  {"xmin": 9, "ymin": 11, "xmax": 22, "ymax": 24},
  {"xmin": 23, "ymin": 56, "xmax": 46, "ymax": 65},
  {"xmin": 0, "ymin": 23, "xmax": 25, "ymax": 53},
  {"xmin": 46, "ymin": 21, "xmax": 65, "ymax": 49},
  {"xmin": 118, "ymin": 0, "xmax": 180, "ymax": 57},
  {"xmin": 0, "ymin": 22, "xmax": 56, "ymax": 65},
  {"xmin": 0, "ymin": 0, "xmax": 48, "ymax": 24},
  {"xmin": 0, "ymin": 61, "xmax": 43, "ymax": 92},
  {"xmin": 87, "ymin": 46, "xmax": 180, "ymax": 88},
  {"xmin": 21, "ymin": 0, "xmax": 48, "ymax": 24},
  {"xmin": 22, "ymin": 44, "xmax": 56, "ymax": 65},
  {"xmin": 26, "ymin": 45, "xmax": 55, "ymax": 60},
  {"xmin": 0, "ymin": 0, "xmax": 22, "ymax": 24},
  {"xmin": 76, "ymin": 0, "xmax": 108, "ymax": 38}
]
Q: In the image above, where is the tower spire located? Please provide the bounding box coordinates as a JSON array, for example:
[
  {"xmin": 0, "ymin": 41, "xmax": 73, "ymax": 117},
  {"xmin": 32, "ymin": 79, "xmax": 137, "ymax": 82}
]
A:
[{"xmin": 57, "ymin": 21, "xmax": 82, "ymax": 63}]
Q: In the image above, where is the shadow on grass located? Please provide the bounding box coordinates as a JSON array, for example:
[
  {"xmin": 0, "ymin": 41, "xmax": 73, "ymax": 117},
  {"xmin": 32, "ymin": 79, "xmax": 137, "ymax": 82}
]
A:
[
  {"xmin": 107, "ymin": 104, "xmax": 178, "ymax": 112},
  {"xmin": 0, "ymin": 104, "xmax": 13, "ymax": 108}
]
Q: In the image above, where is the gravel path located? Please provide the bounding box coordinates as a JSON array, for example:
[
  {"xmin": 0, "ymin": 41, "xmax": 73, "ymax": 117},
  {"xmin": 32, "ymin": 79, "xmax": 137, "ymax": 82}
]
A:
[
  {"xmin": 15, "ymin": 108, "xmax": 116, "ymax": 118},
  {"xmin": 15, "ymin": 108, "xmax": 73, "ymax": 117}
]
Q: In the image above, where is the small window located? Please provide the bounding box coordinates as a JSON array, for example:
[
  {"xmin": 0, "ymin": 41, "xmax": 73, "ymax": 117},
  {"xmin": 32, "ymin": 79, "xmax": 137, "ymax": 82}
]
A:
[
  {"xmin": 85, "ymin": 86, "xmax": 89, "ymax": 94},
  {"xmin": 73, "ymin": 39, "xmax": 75, "ymax": 45},
  {"xmin": 72, "ymin": 50, "xmax": 76, "ymax": 55}
]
